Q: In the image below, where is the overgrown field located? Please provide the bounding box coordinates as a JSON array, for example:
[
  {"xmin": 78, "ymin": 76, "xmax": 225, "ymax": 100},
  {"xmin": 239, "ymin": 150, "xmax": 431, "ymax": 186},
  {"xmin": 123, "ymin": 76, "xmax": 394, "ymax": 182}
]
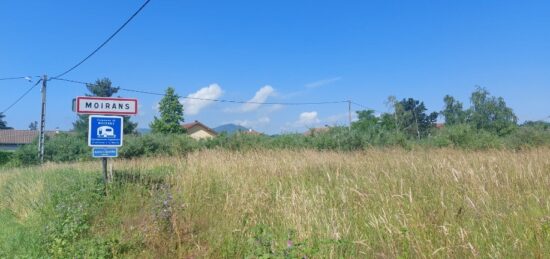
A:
[{"xmin": 1, "ymin": 148, "xmax": 549, "ymax": 258}]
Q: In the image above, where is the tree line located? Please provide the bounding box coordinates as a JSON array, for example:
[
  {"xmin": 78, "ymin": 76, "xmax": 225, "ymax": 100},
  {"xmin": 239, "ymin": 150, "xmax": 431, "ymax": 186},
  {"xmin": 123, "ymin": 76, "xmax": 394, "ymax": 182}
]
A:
[{"xmin": 352, "ymin": 86, "xmax": 521, "ymax": 140}]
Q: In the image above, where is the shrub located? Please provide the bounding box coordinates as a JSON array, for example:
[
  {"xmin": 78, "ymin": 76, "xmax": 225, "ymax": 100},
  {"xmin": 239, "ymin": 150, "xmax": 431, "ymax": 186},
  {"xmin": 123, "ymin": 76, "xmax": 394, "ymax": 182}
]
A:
[
  {"xmin": 119, "ymin": 134, "xmax": 198, "ymax": 159},
  {"xmin": 44, "ymin": 133, "xmax": 89, "ymax": 162},
  {"xmin": 429, "ymin": 124, "xmax": 502, "ymax": 149},
  {"xmin": 0, "ymin": 151, "xmax": 13, "ymax": 166},
  {"xmin": 12, "ymin": 143, "xmax": 40, "ymax": 166},
  {"xmin": 11, "ymin": 133, "xmax": 89, "ymax": 166},
  {"xmin": 505, "ymin": 124, "xmax": 550, "ymax": 149},
  {"xmin": 8, "ymin": 123, "xmax": 550, "ymax": 167}
]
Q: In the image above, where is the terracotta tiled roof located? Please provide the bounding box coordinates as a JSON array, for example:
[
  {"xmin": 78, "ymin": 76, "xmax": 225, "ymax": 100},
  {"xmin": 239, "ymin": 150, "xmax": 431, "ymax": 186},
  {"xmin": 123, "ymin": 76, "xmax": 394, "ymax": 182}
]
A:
[
  {"xmin": 0, "ymin": 130, "xmax": 57, "ymax": 145},
  {"xmin": 181, "ymin": 121, "xmax": 217, "ymax": 136}
]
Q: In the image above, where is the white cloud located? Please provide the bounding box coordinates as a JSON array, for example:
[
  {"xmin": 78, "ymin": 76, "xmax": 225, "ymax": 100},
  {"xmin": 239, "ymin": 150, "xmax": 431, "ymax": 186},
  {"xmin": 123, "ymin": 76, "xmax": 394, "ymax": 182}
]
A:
[
  {"xmin": 305, "ymin": 77, "xmax": 342, "ymax": 89},
  {"xmin": 181, "ymin": 84, "xmax": 223, "ymax": 115},
  {"xmin": 239, "ymin": 85, "xmax": 275, "ymax": 112},
  {"xmin": 297, "ymin": 111, "xmax": 320, "ymax": 126}
]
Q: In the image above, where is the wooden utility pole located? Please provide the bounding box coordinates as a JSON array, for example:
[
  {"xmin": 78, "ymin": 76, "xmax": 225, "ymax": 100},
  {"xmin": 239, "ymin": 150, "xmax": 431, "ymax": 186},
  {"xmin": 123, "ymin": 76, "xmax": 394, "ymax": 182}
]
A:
[{"xmin": 38, "ymin": 75, "xmax": 47, "ymax": 163}]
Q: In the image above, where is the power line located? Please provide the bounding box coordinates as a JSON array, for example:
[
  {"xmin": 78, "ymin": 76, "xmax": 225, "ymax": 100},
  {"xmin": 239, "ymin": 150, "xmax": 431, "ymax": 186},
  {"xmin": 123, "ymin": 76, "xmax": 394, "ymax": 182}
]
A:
[
  {"xmin": 0, "ymin": 76, "xmax": 40, "ymax": 81},
  {"xmin": 1, "ymin": 79, "xmax": 43, "ymax": 114},
  {"xmin": 350, "ymin": 101, "xmax": 384, "ymax": 113},
  {"xmin": 51, "ymin": 77, "xmax": 349, "ymax": 106},
  {"xmin": 52, "ymin": 0, "xmax": 152, "ymax": 79},
  {"xmin": 0, "ymin": 76, "xmax": 27, "ymax": 81}
]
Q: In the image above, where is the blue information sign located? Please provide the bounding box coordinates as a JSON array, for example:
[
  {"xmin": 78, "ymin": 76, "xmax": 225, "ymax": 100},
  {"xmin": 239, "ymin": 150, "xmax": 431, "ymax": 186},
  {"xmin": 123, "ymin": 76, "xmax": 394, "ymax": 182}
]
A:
[
  {"xmin": 88, "ymin": 115, "xmax": 123, "ymax": 147},
  {"xmin": 92, "ymin": 147, "xmax": 118, "ymax": 158}
]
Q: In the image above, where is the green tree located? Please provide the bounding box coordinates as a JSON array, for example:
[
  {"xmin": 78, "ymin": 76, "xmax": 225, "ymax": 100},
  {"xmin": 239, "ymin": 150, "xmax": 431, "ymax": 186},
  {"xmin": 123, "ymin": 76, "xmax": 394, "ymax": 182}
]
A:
[
  {"xmin": 150, "ymin": 87, "xmax": 186, "ymax": 134},
  {"xmin": 441, "ymin": 95, "xmax": 467, "ymax": 125},
  {"xmin": 28, "ymin": 121, "xmax": 38, "ymax": 130},
  {"xmin": 379, "ymin": 113, "xmax": 398, "ymax": 132},
  {"xmin": 352, "ymin": 110, "xmax": 378, "ymax": 132},
  {"xmin": 467, "ymin": 87, "xmax": 517, "ymax": 136},
  {"xmin": 394, "ymin": 98, "xmax": 438, "ymax": 139},
  {"xmin": 73, "ymin": 78, "xmax": 138, "ymax": 136},
  {"xmin": 385, "ymin": 96, "xmax": 400, "ymax": 133},
  {"xmin": 0, "ymin": 113, "xmax": 13, "ymax": 129}
]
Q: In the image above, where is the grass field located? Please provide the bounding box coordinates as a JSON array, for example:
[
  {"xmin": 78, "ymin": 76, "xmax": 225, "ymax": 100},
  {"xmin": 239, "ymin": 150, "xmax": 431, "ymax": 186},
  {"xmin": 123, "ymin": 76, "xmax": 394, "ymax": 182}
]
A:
[{"xmin": 1, "ymin": 148, "xmax": 550, "ymax": 258}]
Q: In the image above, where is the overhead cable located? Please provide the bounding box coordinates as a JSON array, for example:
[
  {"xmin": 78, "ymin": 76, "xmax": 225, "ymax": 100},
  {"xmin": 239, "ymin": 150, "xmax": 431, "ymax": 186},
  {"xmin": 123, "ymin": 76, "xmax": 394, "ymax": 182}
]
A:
[
  {"xmin": 350, "ymin": 101, "xmax": 384, "ymax": 113},
  {"xmin": 51, "ymin": 77, "xmax": 349, "ymax": 106},
  {"xmin": 52, "ymin": 0, "xmax": 152, "ymax": 79},
  {"xmin": 0, "ymin": 76, "xmax": 39, "ymax": 81},
  {"xmin": 1, "ymin": 79, "xmax": 43, "ymax": 114}
]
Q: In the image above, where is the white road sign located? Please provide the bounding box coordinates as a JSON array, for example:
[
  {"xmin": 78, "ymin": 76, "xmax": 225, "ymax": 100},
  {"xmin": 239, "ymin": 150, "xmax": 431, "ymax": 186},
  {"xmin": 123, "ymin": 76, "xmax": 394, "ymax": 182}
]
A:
[{"xmin": 76, "ymin": 96, "xmax": 138, "ymax": 115}]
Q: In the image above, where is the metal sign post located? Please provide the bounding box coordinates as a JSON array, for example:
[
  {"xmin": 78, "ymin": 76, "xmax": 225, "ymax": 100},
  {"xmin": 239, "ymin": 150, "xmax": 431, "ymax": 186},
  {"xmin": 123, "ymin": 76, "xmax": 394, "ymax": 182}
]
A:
[
  {"xmin": 76, "ymin": 96, "xmax": 138, "ymax": 192},
  {"xmin": 102, "ymin": 157, "xmax": 108, "ymax": 188},
  {"xmin": 93, "ymin": 147, "xmax": 118, "ymax": 185},
  {"xmin": 88, "ymin": 115, "xmax": 123, "ymax": 185}
]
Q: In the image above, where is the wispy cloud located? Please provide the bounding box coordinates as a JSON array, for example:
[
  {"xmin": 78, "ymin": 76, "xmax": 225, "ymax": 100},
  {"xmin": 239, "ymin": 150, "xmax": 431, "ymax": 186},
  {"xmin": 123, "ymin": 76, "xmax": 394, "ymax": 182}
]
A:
[
  {"xmin": 305, "ymin": 76, "xmax": 342, "ymax": 89},
  {"xmin": 241, "ymin": 85, "xmax": 275, "ymax": 112},
  {"xmin": 226, "ymin": 85, "xmax": 276, "ymax": 113},
  {"xmin": 181, "ymin": 84, "xmax": 223, "ymax": 115}
]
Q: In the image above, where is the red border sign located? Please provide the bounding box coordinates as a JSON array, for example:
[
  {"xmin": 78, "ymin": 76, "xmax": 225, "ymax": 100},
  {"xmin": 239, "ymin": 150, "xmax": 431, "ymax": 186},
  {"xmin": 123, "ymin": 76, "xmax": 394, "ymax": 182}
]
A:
[{"xmin": 76, "ymin": 96, "xmax": 138, "ymax": 115}]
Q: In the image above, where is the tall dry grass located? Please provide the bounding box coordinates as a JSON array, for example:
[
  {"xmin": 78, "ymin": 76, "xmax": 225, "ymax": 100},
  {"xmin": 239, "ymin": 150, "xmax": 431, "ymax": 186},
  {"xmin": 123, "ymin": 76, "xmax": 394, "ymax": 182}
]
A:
[
  {"xmin": 2, "ymin": 148, "xmax": 550, "ymax": 258},
  {"xmin": 102, "ymin": 148, "xmax": 550, "ymax": 257}
]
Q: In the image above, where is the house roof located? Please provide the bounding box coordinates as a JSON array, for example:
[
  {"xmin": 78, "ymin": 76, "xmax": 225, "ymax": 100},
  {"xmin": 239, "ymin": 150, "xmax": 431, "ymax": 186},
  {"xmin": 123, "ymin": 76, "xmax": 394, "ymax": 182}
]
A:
[
  {"xmin": 181, "ymin": 121, "xmax": 217, "ymax": 136},
  {"xmin": 0, "ymin": 130, "xmax": 58, "ymax": 145}
]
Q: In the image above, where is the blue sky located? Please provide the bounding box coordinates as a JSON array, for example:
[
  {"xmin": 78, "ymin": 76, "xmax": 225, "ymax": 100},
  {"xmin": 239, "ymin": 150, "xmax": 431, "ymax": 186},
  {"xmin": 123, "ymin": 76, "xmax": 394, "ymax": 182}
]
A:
[{"xmin": 1, "ymin": 0, "xmax": 549, "ymax": 134}]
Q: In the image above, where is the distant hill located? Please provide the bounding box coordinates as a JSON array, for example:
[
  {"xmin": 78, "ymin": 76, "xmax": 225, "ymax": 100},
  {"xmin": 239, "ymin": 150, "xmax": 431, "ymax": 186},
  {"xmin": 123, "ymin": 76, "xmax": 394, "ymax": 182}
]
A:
[{"xmin": 213, "ymin": 124, "xmax": 250, "ymax": 134}]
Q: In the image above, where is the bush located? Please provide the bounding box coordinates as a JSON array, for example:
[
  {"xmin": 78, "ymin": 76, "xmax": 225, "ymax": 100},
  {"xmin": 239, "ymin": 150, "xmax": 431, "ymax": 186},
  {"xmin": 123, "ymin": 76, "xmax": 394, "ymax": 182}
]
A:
[
  {"xmin": 44, "ymin": 133, "xmax": 89, "ymax": 162},
  {"xmin": 8, "ymin": 122, "xmax": 550, "ymax": 167},
  {"xmin": 119, "ymin": 134, "xmax": 198, "ymax": 159},
  {"xmin": 11, "ymin": 133, "xmax": 89, "ymax": 166},
  {"xmin": 0, "ymin": 151, "xmax": 13, "ymax": 166},
  {"xmin": 12, "ymin": 143, "xmax": 40, "ymax": 166},
  {"xmin": 504, "ymin": 124, "xmax": 550, "ymax": 149},
  {"xmin": 428, "ymin": 124, "xmax": 502, "ymax": 149}
]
